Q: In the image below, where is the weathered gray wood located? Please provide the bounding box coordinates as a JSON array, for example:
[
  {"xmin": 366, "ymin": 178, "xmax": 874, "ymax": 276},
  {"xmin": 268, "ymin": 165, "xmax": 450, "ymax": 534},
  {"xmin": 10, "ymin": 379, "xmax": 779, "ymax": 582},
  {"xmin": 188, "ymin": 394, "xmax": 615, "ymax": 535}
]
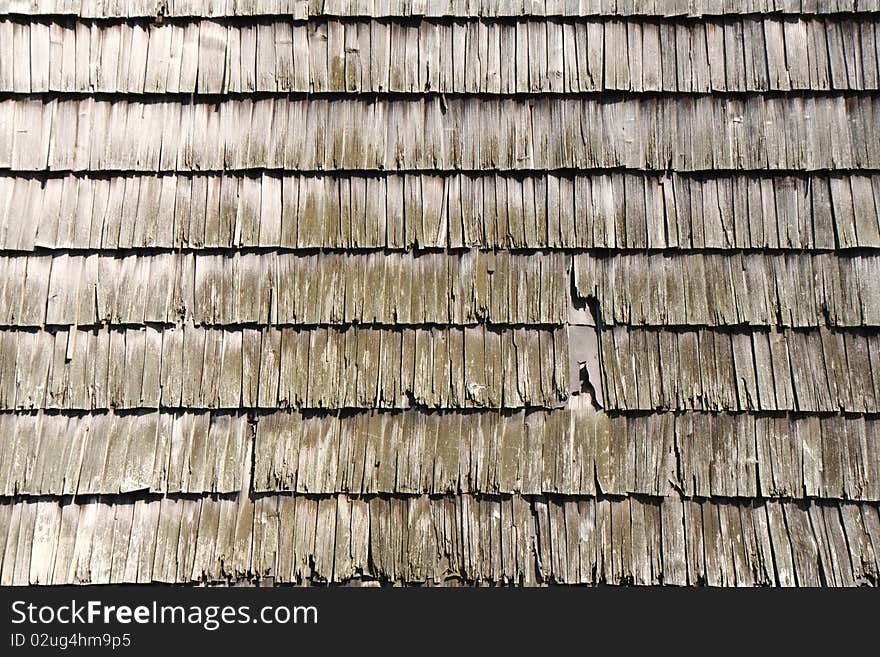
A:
[
  {"xmin": 596, "ymin": 326, "xmax": 879, "ymax": 413},
  {"xmin": 5, "ymin": 171, "xmax": 880, "ymax": 251},
  {"xmin": 2, "ymin": 494, "xmax": 878, "ymax": 585},
  {"xmin": 576, "ymin": 252, "xmax": 880, "ymax": 328},
  {"xmin": 4, "ymin": 96, "xmax": 878, "ymax": 172},
  {"xmin": 1, "ymin": 0, "xmax": 878, "ymax": 592}
]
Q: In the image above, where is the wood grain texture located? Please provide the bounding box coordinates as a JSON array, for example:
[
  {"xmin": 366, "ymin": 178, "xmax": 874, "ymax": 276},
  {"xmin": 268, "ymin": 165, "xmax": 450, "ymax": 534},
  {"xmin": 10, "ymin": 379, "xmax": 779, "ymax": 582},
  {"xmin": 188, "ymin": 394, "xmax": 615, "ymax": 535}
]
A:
[
  {"xmin": 3, "ymin": 409, "xmax": 876, "ymax": 502},
  {"xmin": 5, "ymin": 0, "xmax": 880, "ymax": 18},
  {"xmin": 0, "ymin": 411, "xmax": 250, "ymax": 495},
  {"xmin": 2, "ymin": 96, "xmax": 878, "ymax": 173},
  {"xmin": 0, "ymin": 326, "xmax": 569, "ymax": 410},
  {"xmin": 3, "ymin": 172, "xmax": 878, "ymax": 251},
  {"xmin": 599, "ymin": 327, "xmax": 880, "ymax": 412},
  {"xmin": 1, "ymin": 493, "xmax": 878, "ymax": 586},
  {"xmin": 2, "ymin": 1, "xmax": 879, "ymax": 587},
  {"xmin": 3, "ymin": 17, "xmax": 877, "ymax": 94},
  {"xmin": 0, "ymin": 251, "xmax": 568, "ymax": 326},
  {"xmin": 576, "ymin": 253, "xmax": 880, "ymax": 327}
]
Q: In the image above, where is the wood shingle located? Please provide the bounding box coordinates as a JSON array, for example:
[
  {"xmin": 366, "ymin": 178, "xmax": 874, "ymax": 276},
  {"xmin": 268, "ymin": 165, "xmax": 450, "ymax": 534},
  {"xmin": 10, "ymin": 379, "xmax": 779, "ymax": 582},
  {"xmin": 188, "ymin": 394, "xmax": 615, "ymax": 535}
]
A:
[{"xmin": 1, "ymin": 3, "xmax": 878, "ymax": 587}]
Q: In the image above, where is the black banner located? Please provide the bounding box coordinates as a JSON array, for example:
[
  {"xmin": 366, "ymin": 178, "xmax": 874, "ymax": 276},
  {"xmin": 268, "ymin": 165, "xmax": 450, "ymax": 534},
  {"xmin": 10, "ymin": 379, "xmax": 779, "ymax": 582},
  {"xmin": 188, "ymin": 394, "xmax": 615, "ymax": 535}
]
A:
[{"xmin": 0, "ymin": 585, "xmax": 873, "ymax": 655}]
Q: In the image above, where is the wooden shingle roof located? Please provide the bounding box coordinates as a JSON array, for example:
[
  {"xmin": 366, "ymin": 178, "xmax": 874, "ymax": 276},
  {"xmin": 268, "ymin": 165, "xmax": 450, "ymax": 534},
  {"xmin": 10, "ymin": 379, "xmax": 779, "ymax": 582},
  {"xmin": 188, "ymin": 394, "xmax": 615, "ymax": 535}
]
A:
[{"xmin": 1, "ymin": 2, "xmax": 879, "ymax": 586}]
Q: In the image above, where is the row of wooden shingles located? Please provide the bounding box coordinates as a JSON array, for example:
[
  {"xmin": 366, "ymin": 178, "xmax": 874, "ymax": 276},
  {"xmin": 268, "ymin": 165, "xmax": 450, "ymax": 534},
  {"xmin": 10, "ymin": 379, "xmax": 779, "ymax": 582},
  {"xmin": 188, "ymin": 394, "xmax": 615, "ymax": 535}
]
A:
[
  {"xmin": 4, "ymin": 0, "xmax": 880, "ymax": 19},
  {"xmin": 1, "ymin": 17, "xmax": 877, "ymax": 94},
  {"xmin": 0, "ymin": 407, "xmax": 878, "ymax": 500},
  {"xmin": 2, "ymin": 171, "xmax": 878, "ymax": 251},
  {"xmin": 575, "ymin": 252, "xmax": 880, "ymax": 327},
  {"xmin": 0, "ymin": 251, "xmax": 567, "ymax": 326},
  {"xmin": 252, "ymin": 408, "xmax": 880, "ymax": 500},
  {"xmin": 599, "ymin": 326, "xmax": 880, "ymax": 413},
  {"xmin": 0, "ymin": 492, "xmax": 877, "ymax": 586},
  {"xmin": 2, "ymin": 96, "xmax": 878, "ymax": 171},
  {"xmin": 0, "ymin": 325, "xmax": 568, "ymax": 410}
]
